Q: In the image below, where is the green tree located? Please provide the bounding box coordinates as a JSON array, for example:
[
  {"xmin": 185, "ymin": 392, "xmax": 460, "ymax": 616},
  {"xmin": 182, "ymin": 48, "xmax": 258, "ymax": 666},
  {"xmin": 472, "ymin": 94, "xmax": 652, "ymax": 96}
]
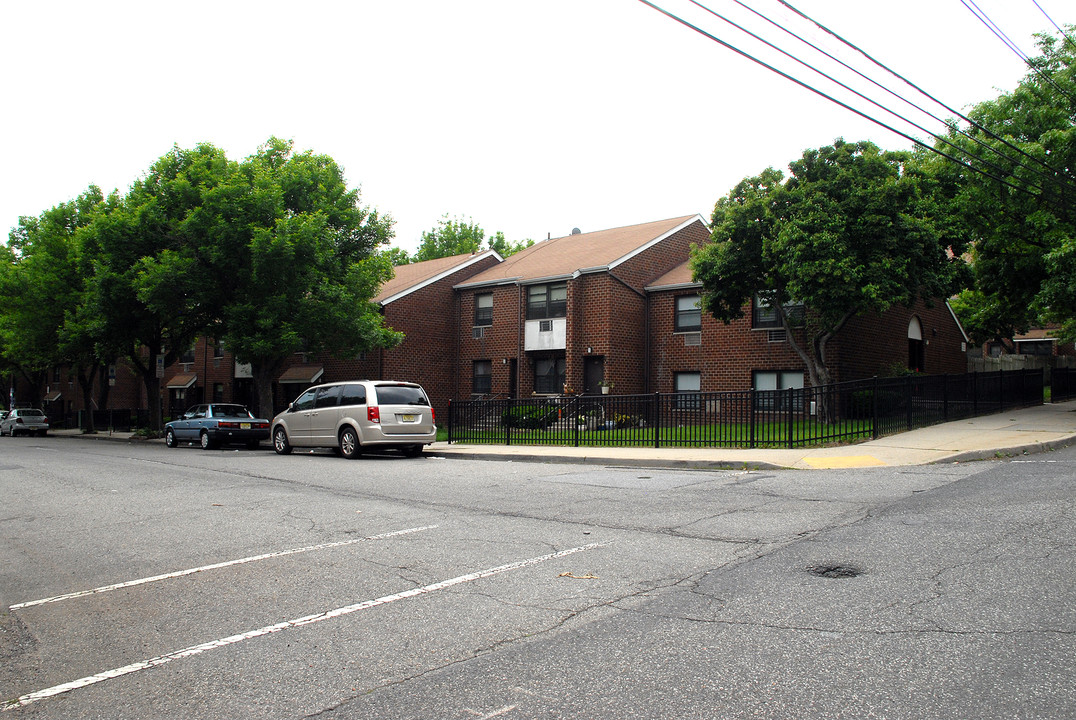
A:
[
  {"xmin": 933, "ymin": 28, "xmax": 1076, "ymax": 341},
  {"xmin": 87, "ymin": 143, "xmax": 238, "ymax": 429},
  {"xmin": 0, "ymin": 187, "xmax": 105, "ymax": 417},
  {"xmin": 215, "ymin": 138, "xmax": 402, "ymax": 417},
  {"xmin": 412, "ymin": 215, "xmax": 532, "ymax": 262},
  {"xmin": 692, "ymin": 139, "xmax": 967, "ymax": 398}
]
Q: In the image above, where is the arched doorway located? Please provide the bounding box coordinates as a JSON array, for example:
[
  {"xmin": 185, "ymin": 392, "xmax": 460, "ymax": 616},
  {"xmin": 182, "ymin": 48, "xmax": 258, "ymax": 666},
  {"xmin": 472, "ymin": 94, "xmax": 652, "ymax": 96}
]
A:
[{"xmin": 908, "ymin": 316, "xmax": 925, "ymax": 373}]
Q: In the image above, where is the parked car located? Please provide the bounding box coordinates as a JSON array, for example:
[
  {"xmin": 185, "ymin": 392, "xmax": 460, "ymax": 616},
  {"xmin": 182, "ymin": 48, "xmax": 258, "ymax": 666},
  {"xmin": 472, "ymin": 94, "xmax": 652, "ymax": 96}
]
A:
[
  {"xmin": 271, "ymin": 380, "xmax": 436, "ymax": 458},
  {"xmin": 1, "ymin": 408, "xmax": 50, "ymax": 437},
  {"xmin": 164, "ymin": 404, "xmax": 270, "ymax": 450}
]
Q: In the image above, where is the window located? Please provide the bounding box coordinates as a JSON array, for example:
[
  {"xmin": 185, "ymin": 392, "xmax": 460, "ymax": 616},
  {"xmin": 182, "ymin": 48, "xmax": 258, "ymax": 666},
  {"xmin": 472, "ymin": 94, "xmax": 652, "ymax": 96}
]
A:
[
  {"xmin": 752, "ymin": 294, "xmax": 804, "ymax": 329},
  {"xmin": 674, "ymin": 372, "xmax": 701, "ymax": 410},
  {"xmin": 314, "ymin": 385, "xmax": 341, "ymax": 409},
  {"xmin": 474, "ymin": 293, "xmax": 493, "ymax": 326},
  {"xmin": 292, "ymin": 389, "xmax": 317, "ymax": 412},
  {"xmin": 213, "ymin": 383, "xmax": 224, "ymax": 403},
  {"xmin": 753, "ymin": 370, "xmax": 804, "ymax": 411},
  {"xmin": 213, "ymin": 340, "xmax": 225, "ymax": 359},
  {"xmin": 533, "ymin": 355, "xmax": 565, "ymax": 394},
  {"xmin": 675, "ymin": 295, "xmax": 702, "ymax": 332},
  {"xmin": 180, "ymin": 344, "xmax": 197, "ymax": 364},
  {"xmin": 526, "ymin": 282, "xmax": 567, "ymax": 320},
  {"xmin": 473, "ymin": 360, "xmax": 492, "ymax": 395}
]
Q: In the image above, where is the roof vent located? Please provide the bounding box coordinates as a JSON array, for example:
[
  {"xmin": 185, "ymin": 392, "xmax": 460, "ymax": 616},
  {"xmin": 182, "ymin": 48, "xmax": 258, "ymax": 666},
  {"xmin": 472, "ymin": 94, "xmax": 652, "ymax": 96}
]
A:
[{"xmin": 572, "ymin": 228, "xmax": 581, "ymax": 235}]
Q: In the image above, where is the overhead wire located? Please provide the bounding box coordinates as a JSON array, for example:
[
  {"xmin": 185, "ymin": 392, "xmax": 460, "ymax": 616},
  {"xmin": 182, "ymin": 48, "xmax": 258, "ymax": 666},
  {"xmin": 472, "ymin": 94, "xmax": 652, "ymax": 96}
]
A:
[
  {"xmin": 635, "ymin": 0, "xmax": 1076, "ymax": 210},
  {"xmin": 1031, "ymin": 0, "xmax": 1076, "ymax": 51},
  {"xmin": 703, "ymin": 0, "xmax": 1075, "ymax": 197},
  {"xmin": 959, "ymin": 0, "xmax": 1076, "ymax": 106}
]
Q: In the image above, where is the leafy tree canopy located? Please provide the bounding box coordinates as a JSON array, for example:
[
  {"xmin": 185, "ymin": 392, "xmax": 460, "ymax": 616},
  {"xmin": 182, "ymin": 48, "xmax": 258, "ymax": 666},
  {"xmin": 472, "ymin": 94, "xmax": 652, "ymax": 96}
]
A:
[
  {"xmin": 400, "ymin": 214, "xmax": 532, "ymax": 264},
  {"xmin": 692, "ymin": 139, "xmax": 967, "ymax": 388},
  {"xmin": 931, "ymin": 27, "xmax": 1076, "ymax": 343}
]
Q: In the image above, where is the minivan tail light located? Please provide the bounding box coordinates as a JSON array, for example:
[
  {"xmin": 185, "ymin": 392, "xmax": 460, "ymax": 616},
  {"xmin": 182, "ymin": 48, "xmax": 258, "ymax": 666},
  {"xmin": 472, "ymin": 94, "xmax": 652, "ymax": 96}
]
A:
[{"xmin": 367, "ymin": 406, "xmax": 380, "ymax": 423}]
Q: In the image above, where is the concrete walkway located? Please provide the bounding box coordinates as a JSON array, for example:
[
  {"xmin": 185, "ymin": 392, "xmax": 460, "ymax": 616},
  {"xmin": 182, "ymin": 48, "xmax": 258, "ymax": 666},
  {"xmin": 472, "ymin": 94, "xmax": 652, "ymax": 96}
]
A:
[{"xmin": 48, "ymin": 400, "xmax": 1076, "ymax": 470}]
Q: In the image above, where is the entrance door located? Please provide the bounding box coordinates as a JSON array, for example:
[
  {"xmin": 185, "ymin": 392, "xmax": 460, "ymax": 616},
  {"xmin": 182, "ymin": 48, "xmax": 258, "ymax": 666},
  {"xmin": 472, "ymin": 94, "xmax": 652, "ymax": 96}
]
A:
[{"xmin": 583, "ymin": 357, "xmax": 605, "ymax": 395}]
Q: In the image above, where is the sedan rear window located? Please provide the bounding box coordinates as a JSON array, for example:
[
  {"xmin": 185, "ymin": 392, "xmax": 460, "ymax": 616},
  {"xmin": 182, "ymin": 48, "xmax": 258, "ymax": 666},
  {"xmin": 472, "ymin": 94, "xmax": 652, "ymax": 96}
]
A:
[{"xmin": 374, "ymin": 385, "xmax": 429, "ymax": 406}]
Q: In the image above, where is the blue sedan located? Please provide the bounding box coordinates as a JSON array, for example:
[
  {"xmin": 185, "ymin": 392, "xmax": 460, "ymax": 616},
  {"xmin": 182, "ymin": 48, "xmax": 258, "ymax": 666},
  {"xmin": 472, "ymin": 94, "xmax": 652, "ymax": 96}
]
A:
[{"xmin": 165, "ymin": 404, "xmax": 270, "ymax": 450}]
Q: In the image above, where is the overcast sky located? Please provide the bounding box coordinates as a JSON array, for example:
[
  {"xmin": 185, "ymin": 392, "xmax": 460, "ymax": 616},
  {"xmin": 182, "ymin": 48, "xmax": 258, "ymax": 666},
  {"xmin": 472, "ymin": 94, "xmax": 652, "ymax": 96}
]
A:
[{"xmin": 1, "ymin": 1, "xmax": 1069, "ymax": 253}]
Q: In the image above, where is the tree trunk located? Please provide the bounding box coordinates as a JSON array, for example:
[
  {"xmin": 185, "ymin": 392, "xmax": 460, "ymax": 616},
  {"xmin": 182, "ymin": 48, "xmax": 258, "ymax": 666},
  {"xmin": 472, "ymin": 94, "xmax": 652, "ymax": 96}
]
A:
[
  {"xmin": 251, "ymin": 359, "xmax": 286, "ymax": 420},
  {"xmin": 76, "ymin": 363, "xmax": 101, "ymax": 433}
]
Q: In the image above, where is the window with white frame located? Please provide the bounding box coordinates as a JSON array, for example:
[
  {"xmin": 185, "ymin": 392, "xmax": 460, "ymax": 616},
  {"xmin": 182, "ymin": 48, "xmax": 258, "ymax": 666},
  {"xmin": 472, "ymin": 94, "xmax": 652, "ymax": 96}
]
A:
[
  {"xmin": 674, "ymin": 371, "xmax": 701, "ymax": 410},
  {"xmin": 675, "ymin": 294, "xmax": 702, "ymax": 332},
  {"xmin": 752, "ymin": 294, "xmax": 804, "ymax": 329},
  {"xmin": 474, "ymin": 293, "xmax": 493, "ymax": 327},
  {"xmin": 753, "ymin": 370, "xmax": 804, "ymax": 411}
]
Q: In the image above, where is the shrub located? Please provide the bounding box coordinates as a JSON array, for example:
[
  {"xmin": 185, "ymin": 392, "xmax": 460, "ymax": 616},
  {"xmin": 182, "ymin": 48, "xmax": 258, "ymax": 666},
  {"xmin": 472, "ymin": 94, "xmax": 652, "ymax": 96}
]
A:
[{"xmin": 502, "ymin": 404, "xmax": 558, "ymax": 429}]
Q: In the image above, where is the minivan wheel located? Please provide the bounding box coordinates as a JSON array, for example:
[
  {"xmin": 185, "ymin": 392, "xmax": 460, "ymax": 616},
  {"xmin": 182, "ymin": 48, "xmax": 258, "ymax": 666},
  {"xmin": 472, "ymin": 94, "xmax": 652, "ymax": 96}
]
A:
[
  {"xmin": 273, "ymin": 426, "xmax": 292, "ymax": 455},
  {"xmin": 403, "ymin": 444, "xmax": 423, "ymax": 458},
  {"xmin": 339, "ymin": 427, "xmax": 362, "ymax": 459}
]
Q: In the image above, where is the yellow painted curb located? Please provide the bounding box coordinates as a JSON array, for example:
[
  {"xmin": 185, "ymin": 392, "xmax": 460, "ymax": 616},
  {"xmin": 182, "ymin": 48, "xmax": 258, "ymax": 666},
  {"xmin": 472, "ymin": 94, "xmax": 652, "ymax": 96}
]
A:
[{"xmin": 803, "ymin": 455, "xmax": 887, "ymax": 469}]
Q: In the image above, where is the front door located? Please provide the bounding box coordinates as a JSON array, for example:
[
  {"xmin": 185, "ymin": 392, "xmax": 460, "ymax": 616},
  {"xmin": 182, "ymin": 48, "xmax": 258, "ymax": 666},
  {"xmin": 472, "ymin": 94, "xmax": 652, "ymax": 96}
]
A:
[{"xmin": 583, "ymin": 357, "xmax": 605, "ymax": 395}]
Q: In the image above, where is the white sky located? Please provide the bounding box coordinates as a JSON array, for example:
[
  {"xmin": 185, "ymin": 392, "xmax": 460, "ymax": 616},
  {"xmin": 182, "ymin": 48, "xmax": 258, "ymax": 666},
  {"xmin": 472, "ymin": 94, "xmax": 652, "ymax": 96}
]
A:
[{"xmin": 1, "ymin": 1, "xmax": 1069, "ymax": 253}]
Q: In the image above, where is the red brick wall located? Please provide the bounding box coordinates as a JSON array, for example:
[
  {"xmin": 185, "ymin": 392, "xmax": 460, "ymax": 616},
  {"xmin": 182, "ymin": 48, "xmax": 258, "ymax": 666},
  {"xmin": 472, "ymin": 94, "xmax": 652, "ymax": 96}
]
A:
[
  {"xmin": 648, "ymin": 290, "xmax": 807, "ymax": 392},
  {"xmin": 457, "ymin": 283, "xmax": 523, "ymax": 398},
  {"xmin": 831, "ymin": 299, "xmax": 968, "ymax": 379}
]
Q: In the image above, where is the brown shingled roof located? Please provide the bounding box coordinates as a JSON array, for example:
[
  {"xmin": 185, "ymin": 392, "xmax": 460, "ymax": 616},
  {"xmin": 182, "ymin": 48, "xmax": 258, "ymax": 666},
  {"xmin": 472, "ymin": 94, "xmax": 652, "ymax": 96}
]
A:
[
  {"xmin": 455, "ymin": 215, "xmax": 703, "ymax": 288},
  {"xmin": 375, "ymin": 251, "xmax": 499, "ymax": 304},
  {"xmin": 646, "ymin": 261, "xmax": 698, "ymax": 291}
]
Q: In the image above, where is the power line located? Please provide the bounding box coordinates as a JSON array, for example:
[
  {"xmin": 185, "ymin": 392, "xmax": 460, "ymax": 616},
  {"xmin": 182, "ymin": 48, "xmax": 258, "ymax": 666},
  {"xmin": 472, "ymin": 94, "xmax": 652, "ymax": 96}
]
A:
[
  {"xmin": 682, "ymin": 0, "xmax": 1061, "ymax": 195},
  {"xmin": 635, "ymin": 0, "xmax": 1075, "ymax": 210}
]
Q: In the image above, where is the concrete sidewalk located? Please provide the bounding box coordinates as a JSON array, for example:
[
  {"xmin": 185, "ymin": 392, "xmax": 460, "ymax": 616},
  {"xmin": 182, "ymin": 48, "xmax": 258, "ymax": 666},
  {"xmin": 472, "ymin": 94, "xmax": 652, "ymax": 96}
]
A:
[{"xmin": 49, "ymin": 400, "xmax": 1076, "ymax": 470}]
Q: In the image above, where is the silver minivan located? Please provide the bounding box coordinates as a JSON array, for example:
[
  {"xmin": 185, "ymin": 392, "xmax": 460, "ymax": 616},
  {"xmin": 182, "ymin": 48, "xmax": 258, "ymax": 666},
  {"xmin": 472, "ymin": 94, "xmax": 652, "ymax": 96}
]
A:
[{"xmin": 271, "ymin": 381, "xmax": 436, "ymax": 458}]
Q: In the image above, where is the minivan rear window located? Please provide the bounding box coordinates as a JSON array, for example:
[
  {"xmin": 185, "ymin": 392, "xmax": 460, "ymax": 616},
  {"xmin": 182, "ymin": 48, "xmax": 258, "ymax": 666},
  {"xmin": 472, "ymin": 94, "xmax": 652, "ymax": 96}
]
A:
[{"xmin": 374, "ymin": 385, "xmax": 429, "ymax": 406}]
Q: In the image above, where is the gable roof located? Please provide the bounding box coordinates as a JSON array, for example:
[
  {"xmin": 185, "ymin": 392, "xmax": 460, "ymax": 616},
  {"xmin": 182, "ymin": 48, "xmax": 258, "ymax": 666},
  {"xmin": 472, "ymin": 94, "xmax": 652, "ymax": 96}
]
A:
[
  {"xmin": 375, "ymin": 250, "xmax": 501, "ymax": 305},
  {"xmin": 455, "ymin": 215, "xmax": 706, "ymax": 289},
  {"xmin": 646, "ymin": 261, "xmax": 699, "ymax": 292}
]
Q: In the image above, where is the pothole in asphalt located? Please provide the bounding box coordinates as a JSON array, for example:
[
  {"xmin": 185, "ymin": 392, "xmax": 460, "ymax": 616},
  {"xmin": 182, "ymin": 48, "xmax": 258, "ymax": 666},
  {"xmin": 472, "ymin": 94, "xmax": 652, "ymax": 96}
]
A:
[{"xmin": 807, "ymin": 564, "xmax": 864, "ymax": 579}]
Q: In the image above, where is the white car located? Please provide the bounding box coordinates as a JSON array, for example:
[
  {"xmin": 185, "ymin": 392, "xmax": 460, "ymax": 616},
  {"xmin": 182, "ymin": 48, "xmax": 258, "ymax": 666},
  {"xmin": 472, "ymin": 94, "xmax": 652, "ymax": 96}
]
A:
[
  {"xmin": 1, "ymin": 408, "xmax": 50, "ymax": 437},
  {"xmin": 271, "ymin": 381, "xmax": 436, "ymax": 459}
]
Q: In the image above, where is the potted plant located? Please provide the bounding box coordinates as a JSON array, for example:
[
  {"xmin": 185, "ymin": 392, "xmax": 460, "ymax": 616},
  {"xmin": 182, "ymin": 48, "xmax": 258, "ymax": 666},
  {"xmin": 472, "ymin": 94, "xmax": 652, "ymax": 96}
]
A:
[{"xmin": 599, "ymin": 380, "xmax": 613, "ymax": 395}]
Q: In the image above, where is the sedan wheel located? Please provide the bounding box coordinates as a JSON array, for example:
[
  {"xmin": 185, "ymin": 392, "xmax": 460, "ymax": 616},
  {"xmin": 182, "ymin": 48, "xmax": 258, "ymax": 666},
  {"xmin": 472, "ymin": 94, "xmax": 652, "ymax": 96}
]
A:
[
  {"xmin": 165, "ymin": 428, "xmax": 177, "ymax": 448},
  {"xmin": 273, "ymin": 427, "xmax": 292, "ymax": 455},
  {"xmin": 339, "ymin": 427, "xmax": 361, "ymax": 459},
  {"xmin": 200, "ymin": 431, "xmax": 216, "ymax": 450}
]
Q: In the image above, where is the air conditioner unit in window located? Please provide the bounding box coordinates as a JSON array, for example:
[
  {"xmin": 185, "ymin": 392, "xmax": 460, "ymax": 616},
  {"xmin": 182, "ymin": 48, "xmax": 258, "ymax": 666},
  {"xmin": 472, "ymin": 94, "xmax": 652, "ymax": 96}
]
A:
[
  {"xmin": 539, "ymin": 320, "xmax": 553, "ymax": 332},
  {"xmin": 768, "ymin": 330, "xmax": 787, "ymax": 343},
  {"xmin": 684, "ymin": 332, "xmax": 701, "ymax": 347},
  {"xmin": 473, "ymin": 326, "xmax": 486, "ymax": 339}
]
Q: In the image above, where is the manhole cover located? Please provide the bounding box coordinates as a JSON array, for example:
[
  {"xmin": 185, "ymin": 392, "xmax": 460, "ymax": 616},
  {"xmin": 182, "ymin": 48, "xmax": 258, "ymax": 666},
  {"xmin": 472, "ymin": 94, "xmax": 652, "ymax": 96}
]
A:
[{"xmin": 807, "ymin": 564, "xmax": 863, "ymax": 579}]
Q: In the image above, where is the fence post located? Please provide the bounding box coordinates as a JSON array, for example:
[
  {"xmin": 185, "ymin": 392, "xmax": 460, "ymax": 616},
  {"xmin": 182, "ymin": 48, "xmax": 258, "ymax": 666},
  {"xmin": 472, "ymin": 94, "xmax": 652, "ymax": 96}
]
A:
[
  {"xmin": 447, "ymin": 399, "xmax": 453, "ymax": 444},
  {"xmin": 654, "ymin": 393, "xmax": 662, "ymax": 449},
  {"xmin": 749, "ymin": 389, "xmax": 757, "ymax": 449},
  {"xmin": 871, "ymin": 376, "xmax": 879, "ymax": 439},
  {"xmin": 998, "ymin": 368, "xmax": 1004, "ymax": 413},
  {"xmin": 905, "ymin": 374, "xmax": 913, "ymax": 431},
  {"xmin": 972, "ymin": 372, "xmax": 979, "ymax": 416},
  {"xmin": 786, "ymin": 387, "xmax": 794, "ymax": 449},
  {"xmin": 942, "ymin": 374, "xmax": 949, "ymax": 422}
]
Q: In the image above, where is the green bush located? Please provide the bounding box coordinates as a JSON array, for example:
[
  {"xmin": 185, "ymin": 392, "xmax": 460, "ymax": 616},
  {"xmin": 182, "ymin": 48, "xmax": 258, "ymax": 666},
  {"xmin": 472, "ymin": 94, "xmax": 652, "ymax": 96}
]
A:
[{"xmin": 502, "ymin": 404, "xmax": 559, "ymax": 429}]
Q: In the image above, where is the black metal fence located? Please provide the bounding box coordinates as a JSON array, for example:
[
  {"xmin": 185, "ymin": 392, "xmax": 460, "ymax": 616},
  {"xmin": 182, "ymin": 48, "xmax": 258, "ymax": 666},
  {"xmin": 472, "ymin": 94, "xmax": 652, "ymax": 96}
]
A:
[
  {"xmin": 1054, "ymin": 367, "xmax": 1076, "ymax": 403},
  {"xmin": 447, "ymin": 369, "xmax": 1046, "ymax": 449}
]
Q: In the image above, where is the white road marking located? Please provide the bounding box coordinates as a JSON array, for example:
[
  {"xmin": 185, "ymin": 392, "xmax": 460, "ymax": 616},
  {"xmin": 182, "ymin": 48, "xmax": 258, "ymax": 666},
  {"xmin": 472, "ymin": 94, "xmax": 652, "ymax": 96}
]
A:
[
  {"xmin": 10, "ymin": 525, "xmax": 438, "ymax": 610},
  {"xmin": 4, "ymin": 543, "xmax": 604, "ymax": 711}
]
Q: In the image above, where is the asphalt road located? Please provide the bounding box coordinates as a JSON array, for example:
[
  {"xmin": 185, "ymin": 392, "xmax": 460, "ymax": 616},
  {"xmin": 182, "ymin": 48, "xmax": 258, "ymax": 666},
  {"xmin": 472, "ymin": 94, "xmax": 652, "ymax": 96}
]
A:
[{"xmin": 1, "ymin": 438, "xmax": 1073, "ymax": 719}]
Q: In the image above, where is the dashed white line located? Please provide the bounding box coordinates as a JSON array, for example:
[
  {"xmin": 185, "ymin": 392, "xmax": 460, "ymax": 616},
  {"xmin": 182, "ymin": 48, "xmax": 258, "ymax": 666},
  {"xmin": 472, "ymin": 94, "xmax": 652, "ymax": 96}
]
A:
[
  {"xmin": 4, "ymin": 542, "xmax": 604, "ymax": 711},
  {"xmin": 9, "ymin": 525, "xmax": 438, "ymax": 610}
]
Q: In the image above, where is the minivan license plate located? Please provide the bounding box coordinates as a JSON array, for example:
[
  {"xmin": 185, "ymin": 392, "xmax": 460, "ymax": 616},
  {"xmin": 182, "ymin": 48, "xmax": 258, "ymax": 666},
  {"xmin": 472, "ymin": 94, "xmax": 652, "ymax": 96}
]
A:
[{"xmin": 400, "ymin": 414, "xmax": 416, "ymax": 422}]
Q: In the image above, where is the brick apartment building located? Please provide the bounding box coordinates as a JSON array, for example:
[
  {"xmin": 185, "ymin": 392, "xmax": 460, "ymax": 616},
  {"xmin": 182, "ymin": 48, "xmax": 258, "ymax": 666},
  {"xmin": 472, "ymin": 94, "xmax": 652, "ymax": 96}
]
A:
[{"xmin": 16, "ymin": 215, "xmax": 970, "ymax": 427}]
